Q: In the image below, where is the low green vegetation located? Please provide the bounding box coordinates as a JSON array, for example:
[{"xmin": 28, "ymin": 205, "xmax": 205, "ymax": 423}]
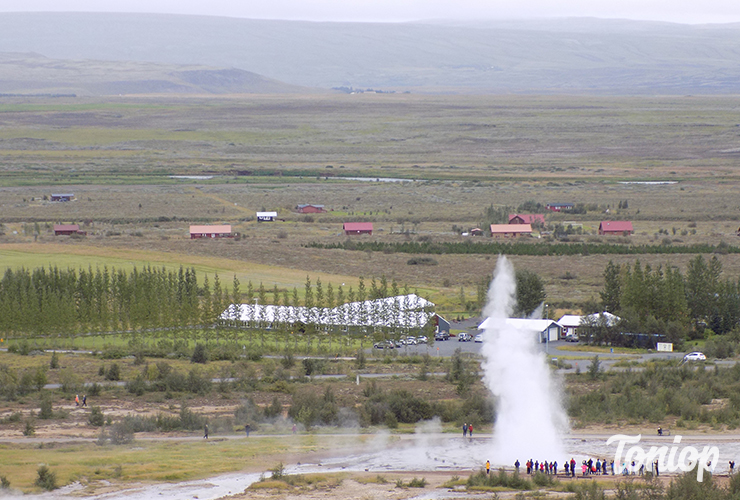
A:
[{"xmin": 568, "ymin": 361, "xmax": 740, "ymax": 427}]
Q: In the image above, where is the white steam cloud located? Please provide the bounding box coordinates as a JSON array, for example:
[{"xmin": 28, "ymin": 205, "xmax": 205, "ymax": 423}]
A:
[{"xmin": 480, "ymin": 256, "xmax": 569, "ymax": 465}]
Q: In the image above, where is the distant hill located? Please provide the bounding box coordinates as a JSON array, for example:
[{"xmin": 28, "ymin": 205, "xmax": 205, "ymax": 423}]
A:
[
  {"xmin": 0, "ymin": 52, "xmax": 311, "ymax": 96},
  {"xmin": 1, "ymin": 13, "xmax": 740, "ymax": 94}
]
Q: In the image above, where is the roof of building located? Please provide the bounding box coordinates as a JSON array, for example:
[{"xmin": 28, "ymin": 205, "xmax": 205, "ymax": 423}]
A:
[
  {"xmin": 256, "ymin": 212, "xmax": 278, "ymax": 217},
  {"xmin": 599, "ymin": 221, "xmax": 633, "ymax": 232},
  {"xmin": 189, "ymin": 224, "xmax": 232, "ymax": 234},
  {"xmin": 51, "ymin": 193, "xmax": 75, "ymax": 197},
  {"xmin": 557, "ymin": 312, "xmax": 621, "ymax": 328},
  {"xmin": 221, "ymin": 293, "xmax": 436, "ymax": 328},
  {"xmin": 297, "ymin": 204, "xmax": 325, "ymax": 208},
  {"xmin": 343, "ymin": 222, "xmax": 374, "ymax": 231},
  {"xmin": 547, "ymin": 203, "xmax": 574, "ymax": 207},
  {"xmin": 508, "ymin": 214, "xmax": 545, "ymax": 225},
  {"xmin": 490, "ymin": 224, "xmax": 532, "ymax": 234},
  {"xmin": 54, "ymin": 224, "xmax": 79, "ymax": 231},
  {"xmin": 477, "ymin": 317, "xmax": 561, "ymax": 332}
]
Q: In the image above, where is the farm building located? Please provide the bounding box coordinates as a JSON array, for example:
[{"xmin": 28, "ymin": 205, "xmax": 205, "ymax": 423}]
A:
[
  {"xmin": 53, "ymin": 224, "xmax": 86, "ymax": 236},
  {"xmin": 490, "ymin": 224, "xmax": 532, "ymax": 238},
  {"xmin": 296, "ymin": 204, "xmax": 326, "ymax": 214},
  {"xmin": 221, "ymin": 293, "xmax": 446, "ymax": 334},
  {"xmin": 478, "ymin": 317, "xmax": 561, "ymax": 343},
  {"xmin": 50, "ymin": 193, "xmax": 75, "ymax": 202},
  {"xmin": 509, "ymin": 214, "xmax": 545, "ymax": 226},
  {"xmin": 189, "ymin": 225, "xmax": 233, "ymax": 239},
  {"xmin": 558, "ymin": 312, "xmax": 621, "ymax": 338},
  {"xmin": 546, "ymin": 203, "xmax": 574, "ymax": 212},
  {"xmin": 598, "ymin": 221, "xmax": 633, "ymax": 235},
  {"xmin": 256, "ymin": 212, "xmax": 277, "ymax": 222},
  {"xmin": 344, "ymin": 222, "xmax": 373, "ymax": 235}
]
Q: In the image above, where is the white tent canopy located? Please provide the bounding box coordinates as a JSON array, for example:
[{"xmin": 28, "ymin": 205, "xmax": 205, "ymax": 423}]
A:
[{"xmin": 221, "ymin": 293, "xmax": 436, "ymax": 329}]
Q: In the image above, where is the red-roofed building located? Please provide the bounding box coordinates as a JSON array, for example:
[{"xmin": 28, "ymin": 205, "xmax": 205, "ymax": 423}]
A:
[
  {"xmin": 509, "ymin": 214, "xmax": 545, "ymax": 226},
  {"xmin": 599, "ymin": 221, "xmax": 633, "ymax": 236},
  {"xmin": 54, "ymin": 224, "xmax": 86, "ymax": 236},
  {"xmin": 296, "ymin": 204, "xmax": 326, "ymax": 214},
  {"xmin": 490, "ymin": 224, "xmax": 532, "ymax": 238},
  {"xmin": 343, "ymin": 222, "xmax": 373, "ymax": 235},
  {"xmin": 190, "ymin": 225, "xmax": 233, "ymax": 239}
]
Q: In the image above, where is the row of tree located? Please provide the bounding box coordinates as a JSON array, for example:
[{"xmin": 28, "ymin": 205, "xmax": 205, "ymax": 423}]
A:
[
  {"xmin": 309, "ymin": 239, "xmax": 738, "ymax": 256},
  {"xmin": 0, "ymin": 266, "xmax": 419, "ymax": 338},
  {"xmin": 598, "ymin": 255, "xmax": 740, "ymax": 340}
]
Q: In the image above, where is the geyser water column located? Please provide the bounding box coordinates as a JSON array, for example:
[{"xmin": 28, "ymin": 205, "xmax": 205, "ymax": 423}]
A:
[{"xmin": 480, "ymin": 256, "xmax": 569, "ymax": 465}]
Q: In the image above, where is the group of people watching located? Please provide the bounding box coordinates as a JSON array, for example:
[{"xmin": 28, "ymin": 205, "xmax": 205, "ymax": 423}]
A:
[{"xmin": 519, "ymin": 458, "xmax": 617, "ymax": 477}]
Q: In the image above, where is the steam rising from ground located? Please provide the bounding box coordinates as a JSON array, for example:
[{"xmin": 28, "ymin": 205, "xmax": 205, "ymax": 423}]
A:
[{"xmin": 480, "ymin": 256, "xmax": 569, "ymax": 465}]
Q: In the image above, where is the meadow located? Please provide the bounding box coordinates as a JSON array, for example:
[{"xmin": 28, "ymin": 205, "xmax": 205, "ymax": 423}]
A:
[{"xmin": 3, "ymin": 93, "xmax": 740, "ymax": 494}]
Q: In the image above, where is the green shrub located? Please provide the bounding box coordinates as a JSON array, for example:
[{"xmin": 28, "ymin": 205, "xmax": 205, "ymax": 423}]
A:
[
  {"xmin": 35, "ymin": 465, "xmax": 57, "ymax": 491},
  {"xmin": 191, "ymin": 344, "xmax": 208, "ymax": 364},
  {"xmin": 23, "ymin": 419, "xmax": 35, "ymax": 436},
  {"xmin": 38, "ymin": 396, "xmax": 54, "ymax": 419},
  {"xmin": 49, "ymin": 351, "xmax": 60, "ymax": 369},
  {"xmin": 88, "ymin": 407, "xmax": 105, "ymax": 427},
  {"xmin": 1, "ymin": 475, "xmax": 10, "ymax": 489},
  {"xmin": 408, "ymin": 477, "xmax": 427, "ymax": 488},
  {"xmin": 105, "ymin": 363, "xmax": 121, "ymax": 381}
]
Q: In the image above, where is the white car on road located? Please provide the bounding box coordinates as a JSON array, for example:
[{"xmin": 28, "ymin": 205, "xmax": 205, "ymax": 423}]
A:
[{"xmin": 683, "ymin": 352, "xmax": 706, "ymax": 362}]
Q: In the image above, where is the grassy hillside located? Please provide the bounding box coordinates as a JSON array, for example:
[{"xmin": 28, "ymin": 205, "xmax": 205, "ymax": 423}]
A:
[
  {"xmin": 1, "ymin": 13, "xmax": 740, "ymax": 93},
  {"xmin": 0, "ymin": 52, "xmax": 313, "ymax": 96}
]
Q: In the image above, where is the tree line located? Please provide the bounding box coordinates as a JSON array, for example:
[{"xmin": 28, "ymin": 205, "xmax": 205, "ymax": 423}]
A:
[
  {"xmin": 307, "ymin": 240, "xmax": 738, "ymax": 257},
  {"xmin": 583, "ymin": 255, "xmax": 740, "ymax": 345},
  {"xmin": 0, "ymin": 266, "xmax": 421, "ymax": 341}
]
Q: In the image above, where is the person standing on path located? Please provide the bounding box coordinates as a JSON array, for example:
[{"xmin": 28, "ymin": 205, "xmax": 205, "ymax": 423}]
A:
[
  {"xmin": 462, "ymin": 423, "xmax": 467, "ymax": 437},
  {"xmin": 486, "ymin": 460, "xmax": 491, "ymax": 475},
  {"xmin": 245, "ymin": 424, "xmax": 250, "ymax": 437},
  {"xmin": 204, "ymin": 424, "xmax": 209, "ymax": 439},
  {"xmin": 82, "ymin": 395, "xmax": 87, "ymax": 407},
  {"xmin": 468, "ymin": 423, "xmax": 473, "ymax": 437}
]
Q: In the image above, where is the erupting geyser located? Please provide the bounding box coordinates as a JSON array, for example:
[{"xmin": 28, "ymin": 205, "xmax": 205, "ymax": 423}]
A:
[{"xmin": 480, "ymin": 256, "xmax": 569, "ymax": 465}]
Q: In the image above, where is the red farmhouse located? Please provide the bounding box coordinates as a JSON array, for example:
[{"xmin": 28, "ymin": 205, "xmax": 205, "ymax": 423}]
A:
[
  {"xmin": 599, "ymin": 221, "xmax": 633, "ymax": 236},
  {"xmin": 296, "ymin": 204, "xmax": 326, "ymax": 214},
  {"xmin": 343, "ymin": 222, "xmax": 373, "ymax": 235},
  {"xmin": 509, "ymin": 214, "xmax": 545, "ymax": 225},
  {"xmin": 490, "ymin": 224, "xmax": 532, "ymax": 238},
  {"xmin": 190, "ymin": 225, "xmax": 233, "ymax": 239},
  {"xmin": 54, "ymin": 224, "xmax": 86, "ymax": 236}
]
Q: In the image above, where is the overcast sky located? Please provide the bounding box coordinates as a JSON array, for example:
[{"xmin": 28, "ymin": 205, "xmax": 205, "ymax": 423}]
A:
[{"xmin": 1, "ymin": 0, "xmax": 739, "ymax": 24}]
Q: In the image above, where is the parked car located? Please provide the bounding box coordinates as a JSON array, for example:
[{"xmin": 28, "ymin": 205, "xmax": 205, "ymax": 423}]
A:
[
  {"xmin": 435, "ymin": 331, "xmax": 450, "ymax": 341},
  {"xmin": 565, "ymin": 334, "xmax": 579, "ymax": 343},
  {"xmin": 458, "ymin": 332, "xmax": 472, "ymax": 342},
  {"xmin": 374, "ymin": 341, "xmax": 395, "ymax": 349},
  {"xmin": 683, "ymin": 352, "xmax": 706, "ymax": 362},
  {"xmin": 474, "ymin": 334, "xmax": 483, "ymax": 343},
  {"xmin": 416, "ymin": 335, "xmax": 428, "ymax": 344}
]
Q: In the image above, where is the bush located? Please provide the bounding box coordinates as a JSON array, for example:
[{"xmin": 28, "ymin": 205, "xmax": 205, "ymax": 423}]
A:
[
  {"xmin": 108, "ymin": 420, "xmax": 135, "ymax": 445},
  {"xmin": 23, "ymin": 419, "xmax": 35, "ymax": 436},
  {"xmin": 406, "ymin": 257, "xmax": 438, "ymax": 266},
  {"xmin": 49, "ymin": 351, "xmax": 60, "ymax": 369},
  {"xmin": 180, "ymin": 403, "xmax": 207, "ymax": 431},
  {"xmin": 88, "ymin": 406, "xmax": 105, "ymax": 427},
  {"xmin": 408, "ymin": 477, "xmax": 427, "ymax": 488},
  {"xmin": 105, "ymin": 363, "xmax": 121, "ymax": 381},
  {"xmin": 191, "ymin": 344, "xmax": 208, "ymax": 364},
  {"xmin": 35, "ymin": 465, "xmax": 57, "ymax": 491},
  {"xmin": 302, "ymin": 358, "xmax": 325, "ymax": 376},
  {"xmin": 0, "ymin": 475, "xmax": 10, "ymax": 489},
  {"xmin": 38, "ymin": 396, "xmax": 54, "ymax": 419}
]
